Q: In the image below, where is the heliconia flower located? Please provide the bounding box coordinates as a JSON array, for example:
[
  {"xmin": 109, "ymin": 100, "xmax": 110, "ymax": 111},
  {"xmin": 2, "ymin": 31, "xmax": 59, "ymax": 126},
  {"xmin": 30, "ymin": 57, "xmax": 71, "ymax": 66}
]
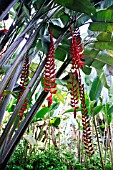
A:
[
  {"xmin": 78, "ymin": 72, "xmax": 94, "ymax": 156},
  {"xmin": 69, "ymin": 25, "xmax": 94, "ymax": 155},
  {"xmin": 74, "ymin": 27, "xmax": 84, "ymax": 63},
  {"xmin": 43, "ymin": 30, "xmax": 56, "ymax": 107},
  {"xmin": 17, "ymin": 52, "xmax": 29, "ymax": 120}
]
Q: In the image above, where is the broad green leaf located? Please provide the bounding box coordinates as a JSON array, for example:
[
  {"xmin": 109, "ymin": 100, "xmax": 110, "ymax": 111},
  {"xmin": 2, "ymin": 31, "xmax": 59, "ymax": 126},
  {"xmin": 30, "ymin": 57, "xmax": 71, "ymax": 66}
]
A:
[
  {"xmin": 54, "ymin": 0, "xmax": 96, "ymax": 16},
  {"xmin": 96, "ymin": 51, "xmax": 113, "ymax": 66},
  {"xmin": 89, "ymin": 76, "xmax": 103, "ymax": 101},
  {"xmin": 94, "ymin": 42, "xmax": 113, "ymax": 51},
  {"xmin": 92, "ymin": 60, "xmax": 105, "ymax": 69},
  {"xmin": 77, "ymin": 14, "xmax": 90, "ymax": 27},
  {"xmin": 84, "ymin": 49, "xmax": 99, "ymax": 66},
  {"xmin": 60, "ymin": 14, "xmax": 70, "ymax": 26},
  {"xmin": 55, "ymin": 46, "xmax": 67, "ymax": 61},
  {"xmin": 63, "ymin": 108, "xmax": 81, "ymax": 114},
  {"xmin": 51, "ymin": 102, "xmax": 60, "ymax": 111},
  {"xmin": 32, "ymin": 106, "xmax": 52, "ymax": 121},
  {"xmin": 107, "ymin": 105, "xmax": 113, "ymax": 115},
  {"xmin": 93, "ymin": 105, "xmax": 103, "ymax": 116},
  {"xmin": 103, "ymin": 0, "xmax": 113, "ymax": 8},
  {"xmin": 89, "ymin": 22, "xmax": 113, "ymax": 32},
  {"xmin": 92, "ymin": 10, "xmax": 113, "ymax": 22},
  {"xmin": 82, "ymin": 66, "xmax": 92, "ymax": 75},
  {"xmin": 101, "ymin": 73, "xmax": 110, "ymax": 89},
  {"xmin": 97, "ymin": 32, "xmax": 113, "ymax": 42}
]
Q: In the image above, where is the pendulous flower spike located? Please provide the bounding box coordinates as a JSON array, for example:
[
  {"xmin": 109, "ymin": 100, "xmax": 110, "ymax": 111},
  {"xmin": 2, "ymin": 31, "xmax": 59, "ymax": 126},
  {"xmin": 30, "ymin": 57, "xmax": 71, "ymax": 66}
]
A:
[{"xmin": 43, "ymin": 29, "xmax": 56, "ymax": 107}]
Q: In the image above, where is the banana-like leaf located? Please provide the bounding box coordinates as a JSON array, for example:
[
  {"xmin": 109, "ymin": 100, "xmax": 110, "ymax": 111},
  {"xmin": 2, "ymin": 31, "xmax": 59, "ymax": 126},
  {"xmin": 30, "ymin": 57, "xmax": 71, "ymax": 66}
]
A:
[
  {"xmin": 89, "ymin": 76, "xmax": 103, "ymax": 101},
  {"xmin": 54, "ymin": 0, "xmax": 96, "ymax": 16}
]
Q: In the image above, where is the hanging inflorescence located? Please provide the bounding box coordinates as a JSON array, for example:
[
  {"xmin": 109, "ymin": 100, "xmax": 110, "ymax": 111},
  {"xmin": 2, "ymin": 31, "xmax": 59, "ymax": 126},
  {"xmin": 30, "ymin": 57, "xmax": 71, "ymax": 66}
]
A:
[
  {"xmin": 43, "ymin": 30, "xmax": 57, "ymax": 107},
  {"xmin": 17, "ymin": 52, "xmax": 29, "ymax": 120},
  {"xmin": 69, "ymin": 25, "xmax": 94, "ymax": 156},
  {"xmin": 69, "ymin": 25, "xmax": 84, "ymax": 118}
]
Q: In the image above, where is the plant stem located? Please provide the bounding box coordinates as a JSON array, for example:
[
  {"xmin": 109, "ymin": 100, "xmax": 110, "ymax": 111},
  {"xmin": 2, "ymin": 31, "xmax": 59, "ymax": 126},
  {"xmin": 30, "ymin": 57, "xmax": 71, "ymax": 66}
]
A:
[
  {"xmin": 93, "ymin": 116, "xmax": 104, "ymax": 170},
  {"xmin": 0, "ymin": 61, "xmax": 23, "ymax": 124}
]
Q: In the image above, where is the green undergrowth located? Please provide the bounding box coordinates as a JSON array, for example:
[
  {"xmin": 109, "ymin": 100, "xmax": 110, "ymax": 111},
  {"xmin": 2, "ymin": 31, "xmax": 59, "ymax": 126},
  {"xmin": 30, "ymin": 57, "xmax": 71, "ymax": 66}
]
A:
[{"xmin": 6, "ymin": 142, "xmax": 111, "ymax": 170}]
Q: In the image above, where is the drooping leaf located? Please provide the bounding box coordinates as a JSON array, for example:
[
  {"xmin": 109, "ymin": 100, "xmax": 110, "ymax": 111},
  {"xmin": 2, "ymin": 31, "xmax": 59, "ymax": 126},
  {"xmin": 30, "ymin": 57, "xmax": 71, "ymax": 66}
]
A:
[
  {"xmin": 97, "ymin": 71, "xmax": 110, "ymax": 89},
  {"xmin": 54, "ymin": 0, "xmax": 96, "ymax": 16},
  {"xmin": 93, "ymin": 105, "xmax": 103, "ymax": 116},
  {"xmin": 89, "ymin": 76, "xmax": 103, "ymax": 101},
  {"xmin": 32, "ymin": 106, "xmax": 52, "ymax": 122},
  {"xmin": 107, "ymin": 105, "xmax": 113, "ymax": 115}
]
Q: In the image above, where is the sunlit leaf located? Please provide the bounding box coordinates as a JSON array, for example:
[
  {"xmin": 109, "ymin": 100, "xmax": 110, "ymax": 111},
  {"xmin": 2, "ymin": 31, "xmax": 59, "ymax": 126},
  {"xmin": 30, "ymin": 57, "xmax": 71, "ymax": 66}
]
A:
[
  {"xmin": 93, "ymin": 105, "xmax": 103, "ymax": 116},
  {"xmin": 89, "ymin": 22, "xmax": 113, "ymax": 32},
  {"xmin": 89, "ymin": 76, "xmax": 103, "ymax": 101}
]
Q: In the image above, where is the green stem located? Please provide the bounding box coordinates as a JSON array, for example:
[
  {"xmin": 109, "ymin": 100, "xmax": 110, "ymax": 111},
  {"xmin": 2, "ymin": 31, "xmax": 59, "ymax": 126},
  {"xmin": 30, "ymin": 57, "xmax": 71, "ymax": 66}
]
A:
[{"xmin": 93, "ymin": 116, "xmax": 104, "ymax": 170}]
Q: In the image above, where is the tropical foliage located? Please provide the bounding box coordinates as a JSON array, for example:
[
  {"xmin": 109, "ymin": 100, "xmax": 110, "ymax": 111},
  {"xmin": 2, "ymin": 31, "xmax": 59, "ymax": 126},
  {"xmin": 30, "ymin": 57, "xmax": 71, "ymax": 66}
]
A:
[{"xmin": 0, "ymin": 0, "xmax": 113, "ymax": 169}]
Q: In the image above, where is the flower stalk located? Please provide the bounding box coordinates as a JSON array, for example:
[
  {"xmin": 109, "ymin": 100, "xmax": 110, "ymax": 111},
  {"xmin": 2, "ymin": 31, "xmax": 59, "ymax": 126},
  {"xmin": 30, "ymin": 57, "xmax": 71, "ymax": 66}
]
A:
[
  {"xmin": 17, "ymin": 52, "xmax": 29, "ymax": 119},
  {"xmin": 44, "ymin": 30, "xmax": 56, "ymax": 107},
  {"xmin": 70, "ymin": 24, "xmax": 94, "ymax": 156}
]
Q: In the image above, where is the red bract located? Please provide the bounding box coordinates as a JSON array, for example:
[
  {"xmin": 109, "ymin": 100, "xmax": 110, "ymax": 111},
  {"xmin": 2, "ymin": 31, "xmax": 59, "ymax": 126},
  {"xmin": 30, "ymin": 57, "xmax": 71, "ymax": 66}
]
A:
[
  {"xmin": 74, "ymin": 27, "xmax": 84, "ymax": 65},
  {"xmin": 70, "ymin": 25, "xmax": 94, "ymax": 155},
  {"xmin": 44, "ymin": 30, "xmax": 56, "ymax": 107},
  {"xmin": 79, "ymin": 78, "xmax": 94, "ymax": 156},
  {"xmin": 17, "ymin": 52, "xmax": 29, "ymax": 120},
  {"xmin": 68, "ymin": 75, "xmax": 79, "ymax": 118}
]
